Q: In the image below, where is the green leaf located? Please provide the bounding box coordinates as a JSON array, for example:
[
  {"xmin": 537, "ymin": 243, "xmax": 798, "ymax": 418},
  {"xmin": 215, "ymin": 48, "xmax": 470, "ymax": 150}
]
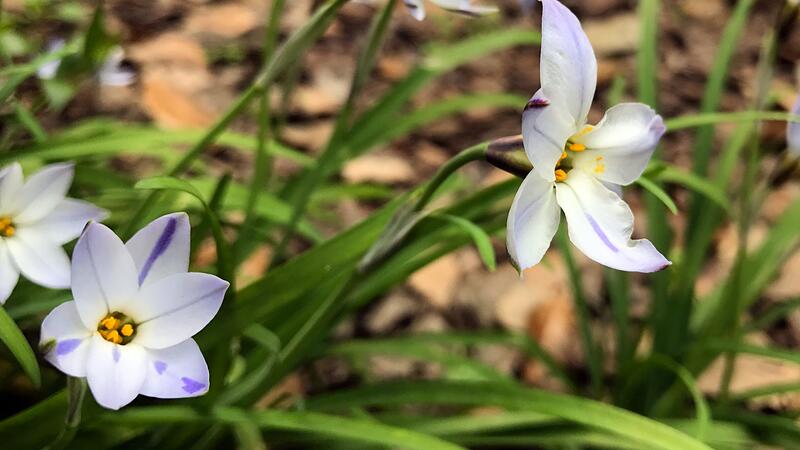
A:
[
  {"xmin": 307, "ymin": 381, "xmax": 712, "ymax": 450},
  {"xmin": 431, "ymin": 214, "xmax": 496, "ymax": 271},
  {"xmin": 135, "ymin": 176, "xmax": 206, "ymax": 203},
  {"xmin": 636, "ymin": 176, "xmax": 678, "ymax": 215},
  {"xmin": 0, "ymin": 306, "xmax": 41, "ymax": 387},
  {"xmin": 651, "ymin": 165, "xmax": 731, "ymax": 212}
]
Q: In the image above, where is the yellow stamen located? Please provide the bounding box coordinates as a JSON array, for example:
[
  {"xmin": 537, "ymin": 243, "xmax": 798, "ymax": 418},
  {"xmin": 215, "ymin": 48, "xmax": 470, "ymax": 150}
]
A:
[
  {"xmin": 554, "ymin": 169, "xmax": 568, "ymax": 182},
  {"xmin": 568, "ymin": 142, "xmax": 586, "ymax": 152},
  {"xmin": 105, "ymin": 330, "xmax": 122, "ymax": 344},
  {"xmin": 101, "ymin": 317, "xmax": 119, "ymax": 330},
  {"xmin": 594, "ymin": 156, "xmax": 605, "ymax": 174},
  {"xmin": 574, "ymin": 125, "xmax": 594, "ymax": 137},
  {"xmin": 0, "ymin": 216, "xmax": 15, "ymax": 238},
  {"xmin": 97, "ymin": 312, "xmax": 136, "ymax": 344},
  {"xmin": 560, "ymin": 151, "xmax": 568, "ymax": 161}
]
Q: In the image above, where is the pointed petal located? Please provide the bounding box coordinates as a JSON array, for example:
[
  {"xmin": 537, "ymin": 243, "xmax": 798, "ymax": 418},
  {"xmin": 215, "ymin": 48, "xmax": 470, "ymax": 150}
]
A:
[
  {"xmin": 539, "ymin": 0, "xmax": 597, "ymax": 125},
  {"xmin": 403, "ymin": 0, "xmax": 426, "ymax": 20},
  {"xmin": 0, "ymin": 241, "xmax": 20, "ymax": 304},
  {"xmin": 5, "ymin": 229, "xmax": 70, "ymax": 289},
  {"xmin": 40, "ymin": 301, "xmax": 92, "ymax": 377},
  {"xmin": 132, "ymin": 273, "xmax": 228, "ymax": 349},
  {"xmin": 140, "ymin": 339, "xmax": 209, "ymax": 399},
  {"xmin": 86, "ymin": 336, "xmax": 147, "ymax": 410},
  {"xmin": 788, "ymin": 94, "xmax": 800, "ymax": 156},
  {"xmin": 522, "ymin": 89, "xmax": 576, "ymax": 182},
  {"xmin": 125, "ymin": 213, "xmax": 190, "ymax": 287},
  {"xmin": 71, "ymin": 222, "xmax": 139, "ymax": 329},
  {"xmin": 555, "ymin": 170, "xmax": 670, "ymax": 273},
  {"xmin": 573, "ymin": 103, "xmax": 665, "ymax": 185},
  {"xmin": 507, "ymin": 171, "xmax": 560, "ymax": 271},
  {"xmin": 10, "ymin": 163, "xmax": 74, "ymax": 224},
  {"xmin": 25, "ymin": 199, "xmax": 108, "ymax": 244},
  {"xmin": 0, "ymin": 163, "xmax": 24, "ymax": 215}
]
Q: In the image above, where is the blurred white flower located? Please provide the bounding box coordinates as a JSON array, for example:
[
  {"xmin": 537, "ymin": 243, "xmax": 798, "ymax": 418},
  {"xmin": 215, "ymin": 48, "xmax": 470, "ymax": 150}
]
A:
[
  {"xmin": 37, "ymin": 40, "xmax": 135, "ymax": 87},
  {"xmin": 788, "ymin": 94, "xmax": 800, "ymax": 156},
  {"xmin": 0, "ymin": 162, "xmax": 106, "ymax": 303},
  {"xmin": 36, "ymin": 39, "xmax": 66, "ymax": 80},
  {"xmin": 40, "ymin": 214, "xmax": 229, "ymax": 410},
  {"xmin": 403, "ymin": 0, "xmax": 498, "ymax": 21},
  {"xmin": 507, "ymin": 0, "xmax": 670, "ymax": 273}
]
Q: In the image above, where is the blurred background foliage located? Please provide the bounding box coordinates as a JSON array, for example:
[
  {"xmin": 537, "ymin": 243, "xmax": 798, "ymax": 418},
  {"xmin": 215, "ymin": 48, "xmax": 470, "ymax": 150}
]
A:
[{"xmin": 1, "ymin": 0, "xmax": 800, "ymax": 448}]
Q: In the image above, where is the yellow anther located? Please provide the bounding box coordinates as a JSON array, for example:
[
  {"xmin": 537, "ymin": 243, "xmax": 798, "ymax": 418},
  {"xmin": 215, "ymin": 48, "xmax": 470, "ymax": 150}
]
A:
[
  {"xmin": 105, "ymin": 330, "xmax": 122, "ymax": 344},
  {"xmin": 101, "ymin": 317, "xmax": 120, "ymax": 330},
  {"xmin": 121, "ymin": 324, "xmax": 134, "ymax": 337},
  {"xmin": 0, "ymin": 216, "xmax": 15, "ymax": 238},
  {"xmin": 560, "ymin": 151, "xmax": 568, "ymax": 161},
  {"xmin": 568, "ymin": 142, "xmax": 586, "ymax": 152},
  {"xmin": 594, "ymin": 157, "xmax": 605, "ymax": 174},
  {"xmin": 554, "ymin": 169, "xmax": 568, "ymax": 182}
]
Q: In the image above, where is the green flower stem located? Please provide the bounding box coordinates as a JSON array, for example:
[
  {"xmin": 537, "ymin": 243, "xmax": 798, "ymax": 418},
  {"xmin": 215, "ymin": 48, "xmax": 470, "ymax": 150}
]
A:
[
  {"xmin": 45, "ymin": 377, "xmax": 86, "ymax": 450},
  {"xmin": 413, "ymin": 143, "xmax": 489, "ymax": 212}
]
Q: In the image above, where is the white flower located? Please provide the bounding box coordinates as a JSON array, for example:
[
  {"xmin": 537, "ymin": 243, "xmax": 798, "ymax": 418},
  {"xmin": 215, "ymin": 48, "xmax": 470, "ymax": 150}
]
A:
[
  {"xmin": 507, "ymin": 0, "xmax": 670, "ymax": 273},
  {"xmin": 40, "ymin": 214, "xmax": 229, "ymax": 410},
  {"xmin": 0, "ymin": 162, "xmax": 106, "ymax": 303},
  {"xmin": 788, "ymin": 94, "xmax": 800, "ymax": 156},
  {"xmin": 37, "ymin": 41, "xmax": 135, "ymax": 87},
  {"xmin": 403, "ymin": 0, "xmax": 498, "ymax": 21}
]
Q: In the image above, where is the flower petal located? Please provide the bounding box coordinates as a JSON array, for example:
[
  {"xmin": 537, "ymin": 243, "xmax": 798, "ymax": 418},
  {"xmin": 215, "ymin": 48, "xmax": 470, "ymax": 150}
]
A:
[
  {"xmin": 572, "ymin": 103, "xmax": 665, "ymax": 185},
  {"xmin": 85, "ymin": 336, "xmax": 147, "ymax": 410},
  {"xmin": 132, "ymin": 273, "xmax": 228, "ymax": 349},
  {"xmin": 555, "ymin": 170, "xmax": 670, "ymax": 273},
  {"xmin": 10, "ymin": 163, "xmax": 74, "ymax": 224},
  {"xmin": 71, "ymin": 222, "xmax": 139, "ymax": 329},
  {"xmin": 788, "ymin": 94, "xmax": 800, "ymax": 156},
  {"xmin": 140, "ymin": 339, "xmax": 209, "ymax": 399},
  {"xmin": 539, "ymin": 0, "xmax": 597, "ymax": 126},
  {"xmin": 522, "ymin": 89, "xmax": 576, "ymax": 182},
  {"xmin": 25, "ymin": 199, "xmax": 108, "ymax": 244},
  {"xmin": 0, "ymin": 163, "xmax": 24, "ymax": 216},
  {"xmin": 125, "ymin": 213, "xmax": 190, "ymax": 287},
  {"xmin": 0, "ymin": 241, "xmax": 20, "ymax": 304},
  {"xmin": 403, "ymin": 0, "xmax": 426, "ymax": 20},
  {"xmin": 507, "ymin": 171, "xmax": 560, "ymax": 271},
  {"xmin": 40, "ymin": 301, "xmax": 92, "ymax": 377},
  {"xmin": 5, "ymin": 229, "xmax": 70, "ymax": 289}
]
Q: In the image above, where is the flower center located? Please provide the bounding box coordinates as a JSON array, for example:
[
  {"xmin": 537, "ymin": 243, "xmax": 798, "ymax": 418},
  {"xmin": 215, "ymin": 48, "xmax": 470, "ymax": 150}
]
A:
[
  {"xmin": 0, "ymin": 216, "xmax": 16, "ymax": 237},
  {"xmin": 97, "ymin": 312, "xmax": 136, "ymax": 345},
  {"xmin": 555, "ymin": 125, "xmax": 597, "ymax": 182}
]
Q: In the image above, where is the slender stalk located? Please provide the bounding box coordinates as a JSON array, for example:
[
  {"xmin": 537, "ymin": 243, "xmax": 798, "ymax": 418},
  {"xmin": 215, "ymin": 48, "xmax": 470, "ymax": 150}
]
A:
[
  {"xmin": 557, "ymin": 229, "xmax": 603, "ymax": 398},
  {"xmin": 45, "ymin": 377, "xmax": 86, "ymax": 450},
  {"xmin": 413, "ymin": 143, "xmax": 488, "ymax": 211},
  {"xmin": 234, "ymin": 0, "xmax": 286, "ymax": 264},
  {"xmin": 270, "ymin": 0, "xmax": 397, "ymax": 265}
]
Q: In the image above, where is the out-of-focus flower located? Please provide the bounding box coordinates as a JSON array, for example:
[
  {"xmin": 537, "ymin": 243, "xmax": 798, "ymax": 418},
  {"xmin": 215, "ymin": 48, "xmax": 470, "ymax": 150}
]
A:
[
  {"xmin": 788, "ymin": 94, "xmax": 800, "ymax": 156},
  {"xmin": 0, "ymin": 162, "xmax": 106, "ymax": 303},
  {"xmin": 40, "ymin": 214, "xmax": 229, "ymax": 410},
  {"xmin": 36, "ymin": 39, "xmax": 65, "ymax": 80},
  {"xmin": 507, "ymin": 0, "xmax": 670, "ymax": 273},
  {"xmin": 403, "ymin": 0, "xmax": 498, "ymax": 21},
  {"xmin": 36, "ymin": 40, "xmax": 135, "ymax": 87}
]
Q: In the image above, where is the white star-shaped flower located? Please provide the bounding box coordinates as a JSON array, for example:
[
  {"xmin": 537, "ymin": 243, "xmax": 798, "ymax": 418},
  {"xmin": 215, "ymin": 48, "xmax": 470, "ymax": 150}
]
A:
[
  {"xmin": 40, "ymin": 213, "xmax": 229, "ymax": 410},
  {"xmin": 0, "ymin": 162, "xmax": 106, "ymax": 303},
  {"xmin": 403, "ymin": 0, "xmax": 498, "ymax": 21},
  {"xmin": 507, "ymin": 0, "xmax": 670, "ymax": 273}
]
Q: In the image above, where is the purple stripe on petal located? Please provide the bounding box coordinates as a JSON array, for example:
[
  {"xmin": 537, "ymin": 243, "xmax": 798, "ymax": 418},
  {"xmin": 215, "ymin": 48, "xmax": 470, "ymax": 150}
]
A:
[
  {"xmin": 180, "ymin": 377, "xmax": 206, "ymax": 394},
  {"xmin": 56, "ymin": 339, "xmax": 82, "ymax": 356},
  {"xmin": 154, "ymin": 361, "xmax": 167, "ymax": 375},
  {"xmin": 138, "ymin": 218, "xmax": 177, "ymax": 285},
  {"xmin": 585, "ymin": 214, "xmax": 618, "ymax": 252},
  {"xmin": 112, "ymin": 346, "xmax": 121, "ymax": 363}
]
